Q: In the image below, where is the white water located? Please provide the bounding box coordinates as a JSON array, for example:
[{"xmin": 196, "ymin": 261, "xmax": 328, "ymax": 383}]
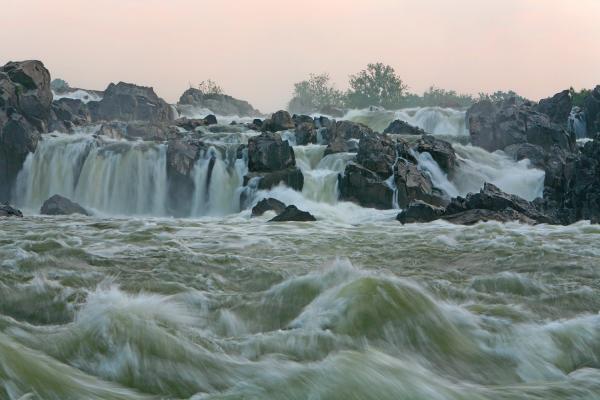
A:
[
  {"xmin": 52, "ymin": 89, "xmax": 102, "ymax": 104},
  {"xmin": 16, "ymin": 134, "xmax": 169, "ymax": 215}
]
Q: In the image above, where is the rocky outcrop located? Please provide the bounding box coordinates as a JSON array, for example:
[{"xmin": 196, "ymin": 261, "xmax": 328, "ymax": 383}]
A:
[
  {"xmin": 40, "ymin": 195, "xmax": 89, "ymax": 216},
  {"xmin": 244, "ymin": 168, "xmax": 304, "ymax": 191},
  {"xmin": 338, "ymin": 163, "xmax": 395, "ymax": 209},
  {"xmin": 384, "ymin": 120, "xmax": 426, "ymax": 135},
  {"xmin": 415, "ymin": 135, "xmax": 457, "ymax": 174},
  {"xmin": 398, "ymin": 183, "xmax": 555, "ymax": 225},
  {"xmin": 175, "ymin": 116, "xmax": 218, "ymax": 131},
  {"xmin": 0, "ymin": 60, "xmax": 52, "ymax": 202},
  {"xmin": 0, "ymin": 204, "xmax": 23, "ymax": 217},
  {"xmin": 324, "ymin": 121, "xmax": 373, "ymax": 155},
  {"xmin": 535, "ymin": 90, "xmax": 572, "ymax": 125},
  {"xmin": 98, "ymin": 121, "xmax": 179, "ymax": 141},
  {"xmin": 251, "ymin": 198, "xmax": 286, "ymax": 217},
  {"xmin": 177, "ymin": 88, "xmax": 260, "ymax": 117},
  {"xmin": 268, "ymin": 205, "xmax": 316, "ymax": 222},
  {"xmin": 50, "ymin": 98, "xmax": 92, "ymax": 131},
  {"xmin": 584, "ymin": 86, "xmax": 600, "ymax": 137},
  {"xmin": 247, "ymin": 132, "xmax": 296, "ymax": 172},
  {"xmin": 90, "ymin": 82, "xmax": 174, "ymax": 123},
  {"xmin": 262, "ymin": 110, "xmax": 295, "ymax": 132},
  {"xmin": 467, "ymin": 98, "xmax": 575, "ymax": 153},
  {"xmin": 166, "ymin": 138, "xmax": 206, "ymax": 216},
  {"xmin": 394, "ymin": 159, "xmax": 444, "ymax": 208}
]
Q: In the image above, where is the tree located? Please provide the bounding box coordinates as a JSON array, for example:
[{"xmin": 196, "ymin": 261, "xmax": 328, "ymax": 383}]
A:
[
  {"xmin": 477, "ymin": 90, "xmax": 525, "ymax": 103},
  {"xmin": 197, "ymin": 79, "xmax": 223, "ymax": 95},
  {"xmin": 346, "ymin": 63, "xmax": 407, "ymax": 109},
  {"xmin": 570, "ymin": 87, "xmax": 591, "ymax": 107},
  {"xmin": 288, "ymin": 73, "xmax": 344, "ymax": 114}
]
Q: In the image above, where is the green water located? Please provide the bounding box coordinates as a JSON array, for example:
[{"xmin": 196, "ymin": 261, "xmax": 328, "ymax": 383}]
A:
[{"xmin": 2, "ymin": 215, "xmax": 600, "ymax": 399}]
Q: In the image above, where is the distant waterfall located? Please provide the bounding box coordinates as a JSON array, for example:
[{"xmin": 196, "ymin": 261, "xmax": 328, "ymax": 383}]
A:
[
  {"xmin": 189, "ymin": 145, "xmax": 247, "ymax": 216},
  {"xmin": 16, "ymin": 135, "xmax": 168, "ymax": 215}
]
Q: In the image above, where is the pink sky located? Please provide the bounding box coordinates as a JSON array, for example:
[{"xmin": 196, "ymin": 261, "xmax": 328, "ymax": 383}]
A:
[{"xmin": 1, "ymin": 0, "xmax": 599, "ymax": 112}]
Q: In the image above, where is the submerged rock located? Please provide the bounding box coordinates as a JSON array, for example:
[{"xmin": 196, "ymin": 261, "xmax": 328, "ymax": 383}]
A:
[
  {"xmin": 251, "ymin": 198, "xmax": 286, "ymax": 217},
  {"xmin": 384, "ymin": 119, "xmax": 426, "ymax": 135},
  {"xmin": 40, "ymin": 195, "xmax": 89, "ymax": 216},
  {"xmin": 268, "ymin": 205, "xmax": 316, "ymax": 222},
  {"xmin": 0, "ymin": 204, "xmax": 23, "ymax": 217},
  {"xmin": 442, "ymin": 208, "xmax": 536, "ymax": 225},
  {"xmin": 396, "ymin": 200, "xmax": 444, "ymax": 224},
  {"xmin": 90, "ymin": 82, "xmax": 174, "ymax": 123}
]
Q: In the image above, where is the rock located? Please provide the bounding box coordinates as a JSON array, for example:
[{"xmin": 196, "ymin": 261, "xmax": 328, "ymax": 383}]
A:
[
  {"xmin": 442, "ymin": 208, "xmax": 536, "ymax": 225},
  {"xmin": 244, "ymin": 168, "xmax": 304, "ymax": 191},
  {"xmin": 175, "ymin": 115, "xmax": 217, "ymax": 131},
  {"xmin": 384, "ymin": 120, "xmax": 426, "ymax": 135},
  {"xmin": 415, "ymin": 135, "xmax": 457, "ymax": 173},
  {"xmin": 247, "ymin": 132, "xmax": 296, "ymax": 172},
  {"xmin": 355, "ymin": 133, "xmax": 398, "ymax": 178},
  {"xmin": 204, "ymin": 114, "xmax": 217, "ymax": 125},
  {"xmin": 40, "ymin": 194, "xmax": 89, "ymax": 216},
  {"xmin": 324, "ymin": 121, "xmax": 373, "ymax": 155},
  {"xmin": 396, "ymin": 200, "xmax": 445, "ymax": 224},
  {"xmin": 0, "ymin": 203, "xmax": 23, "ymax": 217},
  {"xmin": 98, "ymin": 121, "xmax": 179, "ymax": 141},
  {"xmin": 535, "ymin": 89, "xmax": 572, "ymax": 125},
  {"xmin": 251, "ymin": 198, "xmax": 286, "ymax": 217},
  {"xmin": 584, "ymin": 86, "xmax": 600, "ymax": 136},
  {"xmin": 50, "ymin": 98, "xmax": 92, "ymax": 130},
  {"xmin": 268, "ymin": 205, "xmax": 316, "ymax": 222},
  {"xmin": 166, "ymin": 138, "xmax": 206, "ymax": 216},
  {"xmin": 467, "ymin": 98, "xmax": 575, "ymax": 153},
  {"xmin": 177, "ymin": 87, "xmax": 260, "ymax": 117},
  {"xmin": 262, "ymin": 110, "xmax": 294, "ymax": 132},
  {"xmin": 0, "ymin": 60, "xmax": 52, "ymax": 202},
  {"xmin": 90, "ymin": 82, "xmax": 174, "ymax": 123},
  {"xmin": 294, "ymin": 122, "xmax": 317, "ymax": 145},
  {"xmin": 338, "ymin": 162, "xmax": 395, "ymax": 209},
  {"xmin": 394, "ymin": 159, "xmax": 444, "ymax": 208}
]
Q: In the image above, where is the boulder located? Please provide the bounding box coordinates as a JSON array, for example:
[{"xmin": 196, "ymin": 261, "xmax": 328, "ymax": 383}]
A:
[
  {"xmin": 394, "ymin": 159, "xmax": 444, "ymax": 208},
  {"xmin": 40, "ymin": 195, "xmax": 89, "ymax": 216},
  {"xmin": 175, "ymin": 115, "xmax": 217, "ymax": 131},
  {"xmin": 0, "ymin": 203, "xmax": 23, "ymax": 217},
  {"xmin": 268, "ymin": 205, "xmax": 316, "ymax": 222},
  {"xmin": 262, "ymin": 110, "xmax": 294, "ymax": 132},
  {"xmin": 442, "ymin": 208, "xmax": 536, "ymax": 225},
  {"xmin": 177, "ymin": 87, "xmax": 260, "ymax": 117},
  {"xmin": 251, "ymin": 198, "xmax": 286, "ymax": 217},
  {"xmin": 338, "ymin": 162, "xmax": 395, "ymax": 209},
  {"xmin": 247, "ymin": 132, "xmax": 296, "ymax": 172},
  {"xmin": 384, "ymin": 120, "xmax": 426, "ymax": 135},
  {"xmin": 415, "ymin": 135, "xmax": 457, "ymax": 173},
  {"xmin": 0, "ymin": 60, "xmax": 52, "ymax": 202},
  {"xmin": 244, "ymin": 168, "xmax": 304, "ymax": 191},
  {"xmin": 294, "ymin": 122, "xmax": 317, "ymax": 145},
  {"xmin": 396, "ymin": 200, "xmax": 444, "ymax": 224},
  {"xmin": 90, "ymin": 82, "xmax": 174, "ymax": 123},
  {"xmin": 355, "ymin": 133, "xmax": 398, "ymax": 178},
  {"xmin": 166, "ymin": 138, "xmax": 207, "ymax": 216},
  {"xmin": 98, "ymin": 121, "xmax": 179, "ymax": 141},
  {"xmin": 535, "ymin": 89, "xmax": 572, "ymax": 125},
  {"xmin": 324, "ymin": 121, "xmax": 373, "ymax": 155}
]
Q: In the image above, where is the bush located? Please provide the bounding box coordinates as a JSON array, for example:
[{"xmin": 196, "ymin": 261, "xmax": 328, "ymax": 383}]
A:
[
  {"xmin": 288, "ymin": 73, "xmax": 344, "ymax": 114},
  {"xmin": 346, "ymin": 63, "xmax": 407, "ymax": 109}
]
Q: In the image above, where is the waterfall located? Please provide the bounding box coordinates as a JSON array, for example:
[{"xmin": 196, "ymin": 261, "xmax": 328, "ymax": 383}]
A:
[
  {"xmin": 190, "ymin": 145, "xmax": 247, "ymax": 217},
  {"xmin": 16, "ymin": 134, "xmax": 169, "ymax": 215},
  {"xmin": 568, "ymin": 106, "xmax": 587, "ymax": 139},
  {"xmin": 415, "ymin": 151, "xmax": 459, "ymax": 198},
  {"xmin": 293, "ymin": 145, "xmax": 354, "ymax": 204}
]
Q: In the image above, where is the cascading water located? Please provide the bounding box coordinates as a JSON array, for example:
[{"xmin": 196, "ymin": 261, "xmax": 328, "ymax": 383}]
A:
[{"xmin": 16, "ymin": 134, "xmax": 169, "ymax": 215}]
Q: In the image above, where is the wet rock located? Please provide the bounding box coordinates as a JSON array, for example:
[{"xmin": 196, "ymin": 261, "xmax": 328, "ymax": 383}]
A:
[
  {"xmin": 294, "ymin": 122, "xmax": 317, "ymax": 145},
  {"xmin": 356, "ymin": 133, "xmax": 398, "ymax": 178},
  {"xmin": 90, "ymin": 82, "xmax": 174, "ymax": 123},
  {"xmin": 584, "ymin": 86, "xmax": 600, "ymax": 136},
  {"xmin": 338, "ymin": 162, "xmax": 395, "ymax": 209},
  {"xmin": 0, "ymin": 203, "xmax": 23, "ymax": 217},
  {"xmin": 50, "ymin": 98, "xmax": 91, "ymax": 131},
  {"xmin": 244, "ymin": 168, "xmax": 304, "ymax": 191},
  {"xmin": 384, "ymin": 119, "xmax": 426, "ymax": 135},
  {"xmin": 262, "ymin": 110, "xmax": 295, "ymax": 132},
  {"xmin": 177, "ymin": 87, "xmax": 260, "ymax": 117},
  {"xmin": 535, "ymin": 89, "xmax": 572, "ymax": 125},
  {"xmin": 175, "ymin": 115, "xmax": 217, "ymax": 131},
  {"xmin": 247, "ymin": 132, "xmax": 296, "ymax": 172},
  {"xmin": 442, "ymin": 208, "xmax": 536, "ymax": 225},
  {"xmin": 396, "ymin": 200, "xmax": 444, "ymax": 224},
  {"xmin": 415, "ymin": 135, "xmax": 457, "ymax": 173},
  {"xmin": 394, "ymin": 159, "xmax": 444, "ymax": 208},
  {"xmin": 268, "ymin": 205, "xmax": 316, "ymax": 222},
  {"xmin": 40, "ymin": 195, "xmax": 89, "ymax": 216},
  {"xmin": 166, "ymin": 138, "xmax": 206, "ymax": 216},
  {"xmin": 251, "ymin": 198, "xmax": 286, "ymax": 217},
  {"xmin": 98, "ymin": 121, "xmax": 179, "ymax": 141},
  {"xmin": 324, "ymin": 121, "xmax": 373, "ymax": 155}
]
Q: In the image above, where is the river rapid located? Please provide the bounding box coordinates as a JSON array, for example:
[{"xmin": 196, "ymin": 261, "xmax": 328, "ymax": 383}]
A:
[{"xmin": 2, "ymin": 108, "xmax": 600, "ymax": 399}]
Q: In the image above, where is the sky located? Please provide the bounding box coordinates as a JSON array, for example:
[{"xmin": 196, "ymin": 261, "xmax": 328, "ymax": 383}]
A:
[{"xmin": 1, "ymin": 0, "xmax": 599, "ymax": 112}]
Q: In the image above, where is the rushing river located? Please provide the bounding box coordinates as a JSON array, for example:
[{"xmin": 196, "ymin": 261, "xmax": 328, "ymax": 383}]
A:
[{"xmin": 2, "ymin": 107, "xmax": 600, "ymax": 399}]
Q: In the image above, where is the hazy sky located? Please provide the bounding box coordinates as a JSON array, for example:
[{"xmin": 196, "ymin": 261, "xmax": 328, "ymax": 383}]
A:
[{"xmin": 2, "ymin": 0, "xmax": 599, "ymax": 112}]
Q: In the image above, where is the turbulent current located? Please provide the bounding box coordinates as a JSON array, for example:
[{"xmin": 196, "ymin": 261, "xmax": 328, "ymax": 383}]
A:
[{"xmin": 2, "ymin": 107, "xmax": 599, "ymax": 399}]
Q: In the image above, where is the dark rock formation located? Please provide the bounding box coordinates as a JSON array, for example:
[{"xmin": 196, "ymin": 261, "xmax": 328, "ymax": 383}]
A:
[
  {"xmin": 384, "ymin": 120, "xmax": 426, "ymax": 135},
  {"xmin": 294, "ymin": 122, "xmax": 317, "ymax": 145},
  {"xmin": 397, "ymin": 200, "xmax": 444, "ymax": 224},
  {"xmin": 0, "ymin": 60, "xmax": 52, "ymax": 202},
  {"xmin": 324, "ymin": 121, "xmax": 373, "ymax": 155},
  {"xmin": 0, "ymin": 203, "xmax": 23, "ymax": 217},
  {"xmin": 244, "ymin": 168, "xmax": 304, "ymax": 191},
  {"xmin": 251, "ymin": 198, "xmax": 286, "ymax": 217},
  {"xmin": 415, "ymin": 135, "xmax": 457, "ymax": 173},
  {"xmin": 338, "ymin": 163, "xmax": 395, "ymax": 209},
  {"xmin": 268, "ymin": 205, "xmax": 316, "ymax": 222},
  {"xmin": 175, "ymin": 115, "xmax": 217, "ymax": 131},
  {"xmin": 467, "ymin": 98, "xmax": 575, "ymax": 153},
  {"xmin": 40, "ymin": 195, "xmax": 89, "ymax": 216},
  {"xmin": 442, "ymin": 208, "xmax": 536, "ymax": 225},
  {"xmin": 584, "ymin": 86, "xmax": 600, "ymax": 136},
  {"xmin": 50, "ymin": 98, "xmax": 92, "ymax": 131},
  {"xmin": 247, "ymin": 132, "xmax": 296, "ymax": 172},
  {"xmin": 535, "ymin": 90, "xmax": 572, "ymax": 125},
  {"xmin": 262, "ymin": 110, "xmax": 295, "ymax": 132},
  {"xmin": 166, "ymin": 138, "xmax": 206, "ymax": 216},
  {"xmin": 177, "ymin": 88, "xmax": 260, "ymax": 117},
  {"xmin": 394, "ymin": 159, "xmax": 444, "ymax": 208},
  {"xmin": 90, "ymin": 82, "xmax": 174, "ymax": 123}
]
